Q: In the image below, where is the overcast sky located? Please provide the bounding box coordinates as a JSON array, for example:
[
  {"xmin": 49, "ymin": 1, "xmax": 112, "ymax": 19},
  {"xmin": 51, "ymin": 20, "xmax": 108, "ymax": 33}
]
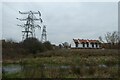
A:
[{"xmin": 1, "ymin": 2, "xmax": 118, "ymax": 45}]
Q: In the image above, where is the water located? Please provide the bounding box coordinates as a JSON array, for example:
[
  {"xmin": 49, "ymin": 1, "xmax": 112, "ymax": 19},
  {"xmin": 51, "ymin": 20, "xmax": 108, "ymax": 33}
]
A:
[
  {"xmin": 3, "ymin": 64, "xmax": 22, "ymax": 73},
  {"xmin": 3, "ymin": 64, "xmax": 118, "ymax": 74}
]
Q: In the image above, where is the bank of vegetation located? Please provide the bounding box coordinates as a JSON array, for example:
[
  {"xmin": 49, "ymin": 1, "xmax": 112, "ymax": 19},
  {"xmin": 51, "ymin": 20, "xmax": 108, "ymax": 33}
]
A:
[
  {"xmin": 2, "ymin": 31, "xmax": 120, "ymax": 78},
  {"xmin": 3, "ymin": 49, "xmax": 119, "ymax": 78},
  {"xmin": 2, "ymin": 37, "xmax": 54, "ymax": 61}
]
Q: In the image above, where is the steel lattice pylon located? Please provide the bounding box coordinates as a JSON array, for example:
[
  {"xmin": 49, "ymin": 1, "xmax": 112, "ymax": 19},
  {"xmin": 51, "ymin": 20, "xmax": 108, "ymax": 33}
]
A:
[
  {"xmin": 17, "ymin": 11, "xmax": 43, "ymax": 41},
  {"xmin": 41, "ymin": 25, "xmax": 47, "ymax": 43}
]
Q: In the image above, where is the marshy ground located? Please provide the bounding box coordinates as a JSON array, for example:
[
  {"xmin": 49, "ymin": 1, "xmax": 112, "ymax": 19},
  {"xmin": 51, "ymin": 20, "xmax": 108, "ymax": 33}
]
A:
[{"xmin": 2, "ymin": 49, "xmax": 119, "ymax": 78}]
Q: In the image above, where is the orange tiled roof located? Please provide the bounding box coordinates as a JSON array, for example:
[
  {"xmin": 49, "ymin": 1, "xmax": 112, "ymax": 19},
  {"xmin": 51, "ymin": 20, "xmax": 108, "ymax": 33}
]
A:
[
  {"xmin": 78, "ymin": 39, "xmax": 88, "ymax": 43},
  {"xmin": 88, "ymin": 40, "xmax": 99, "ymax": 43},
  {"xmin": 73, "ymin": 39, "xmax": 100, "ymax": 43}
]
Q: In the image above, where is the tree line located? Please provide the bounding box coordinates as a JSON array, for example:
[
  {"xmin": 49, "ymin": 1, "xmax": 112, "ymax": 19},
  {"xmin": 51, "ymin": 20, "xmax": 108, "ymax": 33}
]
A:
[{"xmin": 2, "ymin": 38, "xmax": 53, "ymax": 56}]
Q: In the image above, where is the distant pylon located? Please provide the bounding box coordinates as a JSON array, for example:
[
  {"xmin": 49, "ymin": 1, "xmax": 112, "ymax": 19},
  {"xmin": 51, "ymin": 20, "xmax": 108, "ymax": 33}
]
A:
[{"xmin": 41, "ymin": 25, "xmax": 47, "ymax": 43}]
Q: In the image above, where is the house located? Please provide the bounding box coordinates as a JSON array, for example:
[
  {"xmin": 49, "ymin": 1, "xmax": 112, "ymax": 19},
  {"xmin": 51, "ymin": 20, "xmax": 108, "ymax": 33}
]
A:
[{"xmin": 71, "ymin": 39, "xmax": 101, "ymax": 49}]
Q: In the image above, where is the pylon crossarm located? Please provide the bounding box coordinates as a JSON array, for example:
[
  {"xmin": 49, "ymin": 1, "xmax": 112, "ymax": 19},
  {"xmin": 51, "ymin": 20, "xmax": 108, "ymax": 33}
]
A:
[
  {"xmin": 17, "ymin": 24, "xmax": 24, "ymax": 27},
  {"xmin": 33, "ymin": 18, "xmax": 41, "ymax": 20},
  {"xmin": 22, "ymin": 31, "xmax": 32, "ymax": 33},
  {"xmin": 19, "ymin": 11, "xmax": 30, "ymax": 14},
  {"xmin": 38, "ymin": 11, "xmax": 41, "ymax": 16},
  {"xmin": 16, "ymin": 18, "xmax": 28, "ymax": 21}
]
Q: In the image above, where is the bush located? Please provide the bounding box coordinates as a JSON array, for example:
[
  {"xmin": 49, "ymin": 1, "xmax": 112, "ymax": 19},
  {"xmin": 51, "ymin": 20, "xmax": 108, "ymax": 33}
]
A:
[
  {"xmin": 43, "ymin": 41, "xmax": 53, "ymax": 50},
  {"xmin": 2, "ymin": 38, "xmax": 54, "ymax": 59},
  {"xmin": 22, "ymin": 38, "xmax": 44, "ymax": 54}
]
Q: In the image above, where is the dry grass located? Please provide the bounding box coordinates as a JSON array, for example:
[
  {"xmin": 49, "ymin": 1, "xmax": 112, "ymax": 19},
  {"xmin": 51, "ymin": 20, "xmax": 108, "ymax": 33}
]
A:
[{"xmin": 3, "ymin": 49, "xmax": 119, "ymax": 78}]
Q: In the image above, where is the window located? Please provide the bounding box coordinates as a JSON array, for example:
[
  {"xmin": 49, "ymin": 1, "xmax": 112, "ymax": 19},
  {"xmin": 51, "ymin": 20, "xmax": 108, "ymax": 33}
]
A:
[
  {"xmin": 95, "ymin": 43, "xmax": 98, "ymax": 48},
  {"xmin": 91, "ymin": 43, "xmax": 94, "ymax": 48},
  {"xmin": 82, "ymin": 42, "xmax": 85, "ymax": 48},
  {"xmin": 86, "ymin": 42, "xmax": 89, "ymax": 47},
  {"xmin": 75, "ymin": 42, "xmax": 78, "ymax": 47}
]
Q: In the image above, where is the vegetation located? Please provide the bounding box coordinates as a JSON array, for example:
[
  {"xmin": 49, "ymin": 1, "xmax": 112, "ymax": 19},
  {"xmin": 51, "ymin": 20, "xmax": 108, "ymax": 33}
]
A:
[
  {"xmin": 22, "ymin": 38, "xmax": 47, "ymax": 54},
  {"xmin": 99, "ymin": 31, "xmax": 119, "ymax": 44},
  {"xmin": 3, "ymin": 49, "xmax": 119, "ymax": 78},
  {"xmin": 2, "ymin": 38, "xmax": 54, "ymax": 60},
  {"xmin": 99, "ymin": 31, "xmax": 119, "ymax": 49},
  {"xmin": 2, "ymin": 33, "xmax": 119, "ymax": 78}
]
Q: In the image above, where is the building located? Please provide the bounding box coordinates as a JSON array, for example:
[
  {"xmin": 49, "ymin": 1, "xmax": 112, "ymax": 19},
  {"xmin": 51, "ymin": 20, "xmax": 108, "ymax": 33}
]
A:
[{"xmin": 71, "ymin": 39, "xmax": 101, "ymax": 49}]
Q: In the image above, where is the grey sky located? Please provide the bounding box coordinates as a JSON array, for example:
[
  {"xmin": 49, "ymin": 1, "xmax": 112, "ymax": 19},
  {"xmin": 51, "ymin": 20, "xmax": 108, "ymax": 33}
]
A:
[{"xmin": 1, "ymin": 2, "xmax": 118, "ymax": 45}]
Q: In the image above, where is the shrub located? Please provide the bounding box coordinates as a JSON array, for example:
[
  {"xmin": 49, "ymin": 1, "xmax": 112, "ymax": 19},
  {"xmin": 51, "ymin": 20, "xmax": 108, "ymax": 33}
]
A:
[
  {"xmin": 43, "ymin": 41, "xmax": 53, "ymax": 50},
  {"xmin": 22, "ymin": 38, "xmax": 45, "ymax": 54}
]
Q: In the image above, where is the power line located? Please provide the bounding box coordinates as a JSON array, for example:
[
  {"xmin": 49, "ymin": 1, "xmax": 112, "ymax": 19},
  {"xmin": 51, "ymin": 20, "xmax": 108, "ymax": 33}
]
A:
[{"xmin": 17, "ymin": 11, "xmax": 42, "ymax": 41}]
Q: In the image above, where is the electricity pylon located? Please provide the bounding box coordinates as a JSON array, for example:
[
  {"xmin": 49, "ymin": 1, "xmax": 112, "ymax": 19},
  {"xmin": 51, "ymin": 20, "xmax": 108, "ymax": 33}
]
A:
[
  {"xmin": 41, "ymin": 25, "xmax": 47, "ymax": 43},
  {"xmin": 17, "ymin": 11, "xmax": 43, "ymax": 40}
]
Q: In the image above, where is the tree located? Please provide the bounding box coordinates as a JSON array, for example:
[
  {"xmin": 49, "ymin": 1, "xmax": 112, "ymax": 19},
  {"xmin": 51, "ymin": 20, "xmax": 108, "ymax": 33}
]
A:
[
  {"xmin": 22, "ymin": 38, "xmax": 43, "ymax": 54},
  {"xmin": 105, "ymin": 31, "xmax": 119, "ymax": 45},
  {"xmin": 99, "ymin": 31, "xmax": 119, "ymax": 49},
  {"xmin": 99, "ymin": 31, "xmax": 119, "ymax": 44},
  {"xmin": 98, "ymin": 36, "xmax": 104, "ymax": 43}
]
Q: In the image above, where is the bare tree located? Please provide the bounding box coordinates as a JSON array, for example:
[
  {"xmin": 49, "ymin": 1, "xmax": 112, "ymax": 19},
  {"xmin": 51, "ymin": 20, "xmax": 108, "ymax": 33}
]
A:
[
  {"xmin": 105, "ymin": 31, "xmax": 118, "ymax": 45},
  {"xmin": 99, "ymin": 31, "xmax": 119, "ymax": 45},
  {"xmin": 98, "ymin": 36, "xmax": 104, "ymax": 43}
]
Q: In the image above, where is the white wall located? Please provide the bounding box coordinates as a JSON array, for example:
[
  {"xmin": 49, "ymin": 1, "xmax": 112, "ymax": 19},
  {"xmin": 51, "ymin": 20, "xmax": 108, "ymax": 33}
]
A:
[
  {"xmin": 89, "ymin": 43, "xmax": 92, "ymax": 48},
  {"xmin": 78, "ymin": 44, "xmax": 82, "ymax": 47},
  {"xmin": 70, "ymin": 41, "xmax": 76, "ymax": 48},
  {"xmin": 70, "ymin": 41, "xmax": 100, "ymax": 48}
]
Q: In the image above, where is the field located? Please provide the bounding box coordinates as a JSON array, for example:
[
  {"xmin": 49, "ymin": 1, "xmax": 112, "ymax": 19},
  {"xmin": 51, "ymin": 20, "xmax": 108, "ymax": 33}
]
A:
[{"xmin": 2, "ymin": 49, "xmax": 119, "ymax": 78}]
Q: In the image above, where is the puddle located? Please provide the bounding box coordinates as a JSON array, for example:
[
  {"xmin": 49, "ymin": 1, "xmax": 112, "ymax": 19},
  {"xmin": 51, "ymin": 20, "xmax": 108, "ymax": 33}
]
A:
[
  {"xmin": 3, "ymin": 64, "xmax": 118, "ymax": 74},
  {"xmin": 3, "ymin": 65, "xmax": 22, "ymax": 73}
]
